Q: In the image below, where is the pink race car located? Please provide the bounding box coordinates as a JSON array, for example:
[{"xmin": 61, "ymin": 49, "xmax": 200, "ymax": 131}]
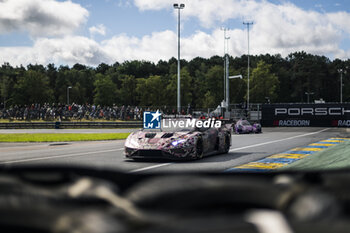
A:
[
  {"xmin": 234, "ymin": 119, "xmax": 262, "ymax": 134},
  {"xmin": 125, "ymin": 119, "xmax": 232, "ymax": 160}
]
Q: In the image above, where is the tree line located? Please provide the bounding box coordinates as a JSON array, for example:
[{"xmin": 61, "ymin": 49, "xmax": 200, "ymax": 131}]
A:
[{"xmin": 0, "ymin": 51, "xmax": 349, "ymax": 109}]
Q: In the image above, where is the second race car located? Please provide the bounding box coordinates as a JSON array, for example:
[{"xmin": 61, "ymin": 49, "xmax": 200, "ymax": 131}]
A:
[{"xmin": 234, "ymin": 119, "xmax": 262, "ymax": 134}]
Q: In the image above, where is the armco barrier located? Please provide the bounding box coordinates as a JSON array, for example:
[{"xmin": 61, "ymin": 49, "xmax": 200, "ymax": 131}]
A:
[
  {"xmin": 0, "ymin": 121, "xmax": 143, "ymax": 129},
  {"xmin": 261, "ymin": 103, "xmax": 350, "ymax": 127}
]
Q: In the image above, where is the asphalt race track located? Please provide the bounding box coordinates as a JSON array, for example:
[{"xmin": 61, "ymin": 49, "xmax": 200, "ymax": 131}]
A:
[{"xmin": 0, "ymin": 127, "xmax": 348, "ymax": 173}]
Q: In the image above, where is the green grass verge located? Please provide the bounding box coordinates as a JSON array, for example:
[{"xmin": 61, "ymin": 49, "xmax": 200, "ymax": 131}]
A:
[
  {"xmin": 279, "ymin": 140, "xmax": 350, "ymax": 171},
  {"xmin": 0, "ymin": 133, "xmax": 130, "ymax": 142}
]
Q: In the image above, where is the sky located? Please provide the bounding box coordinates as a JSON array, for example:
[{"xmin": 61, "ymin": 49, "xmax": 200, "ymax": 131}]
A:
[{"xmin": 1, "ymin": 0, "xmax": 350, "ymax": 67}]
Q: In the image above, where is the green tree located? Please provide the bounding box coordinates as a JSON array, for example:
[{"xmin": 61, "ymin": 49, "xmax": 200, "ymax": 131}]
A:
[
  {"xmin": 192, "ymin": 62, "xmax": 208, "ymax": 108},
  {"xmin": 13, "ymin": 70, "xmax": 53, "ymax": 104},
  {"xmin": 2, "ymin": 53, "xmax": 350, "ymax": 108},
  {"xmin": 166, "ymin": 68, "xmax": 193, "ymax": 108},
  {"xmin": 0, "ymin": 76, "xmax": 10, "ymax": 107},
  {"xmin": 93, "ymin": 74, "xmax": 117, "ymax": 106},
  {"xmin": 203, "ymin": 91, "xmax": 216, "ymax": 108},
  {"xmin": 54, "ymin": 66, "xmax": 95, "ymax": 104},
  {"xmin": 118, "ymin": 60, "xmax": 156, "ymax": 78},
  {"xmin": 286, "ymin": 51, "xmax": 330, "ymax": 102},
  {"xmin": 204, "ymin": 65, "xmax": 224, "ymax": 107},
  {"xmin": 136, "ymin": 75, "xmax": 166, "ymax": 106},
  {"xmin": 249, "ymin": 60, "xmax": 279, "ymax": 103},
  {"xmin": 55, "ymin": 66, "xmax": 70, "ymax": 104},
  {"xmin": 228, "ymin": 68, "xmax": 246, "ymax": 104},
  {"xmin": 120, "ymin": 75, "xmax": 137, "ymax": 106}
]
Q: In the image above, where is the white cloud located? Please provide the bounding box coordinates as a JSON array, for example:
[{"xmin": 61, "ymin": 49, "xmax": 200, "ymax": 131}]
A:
[
  {"xmin": 0, "ymin": 36, "xmax": 110, "ymax": 66},
  {"xmin": 134, "ymin": 0, "xmax": 172, "ymax": 11},
  {"xmin": 133, "ymin": 0, "xmax": 350, "ymax": 59},
  {"xmin": 102, "ymin": 30, "xmax": 177, "ymax": 62},
  {"xmin": 0, "ymin": 0, "xmax": 88, "ymax": 37},
  {"xmin": 134, "ymin": 0, "xmax": 260, "ymax": 28},
  {"xmin": 327, "ymin": 12, "xmax": 350, "ymax": 35},
  {"xmin": 0, "ymin": 27, "xmax": 348, "ymax": 67},
  {"xmin": 0, "ymin": 30, "xmax": 220, "ymax": 66},
  {"xmin": 2, "ymin": 0, "xmax": 350, "ymax": 66},
  {"xmin": 89, "ymin": 24, "xmax": 107, "ymax": 37}
]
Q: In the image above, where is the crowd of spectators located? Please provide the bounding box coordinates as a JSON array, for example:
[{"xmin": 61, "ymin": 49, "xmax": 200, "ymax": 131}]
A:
[
  {"xmin": 0, "ymin": 103, "xmax": 193, "ymax": 121},
  {"xmin": 0, "ymin": 104, "xmax": 146, "ymax": 121}
]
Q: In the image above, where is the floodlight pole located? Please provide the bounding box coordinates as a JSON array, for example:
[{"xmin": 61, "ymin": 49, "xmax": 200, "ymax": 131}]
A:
[
  {"xmin": 339, "ymin": 69, "xmax": 344, "ymax": 103},
  {"xmin": 229, "ymin": 75, "xmax": 243, "ymax": 79},
  {"xmin": 174, "ymin": 3, "xmax": 185, "ymax": 113},
  {"xmin": 221, "ymin": 27, "xmax": 228, "ymax": 103},
  {"xmin": 243, "ymin": 21, "xmax": 253, "ymax": 110},
  {"xmin": 305, "ymin": 92, "xmax": 314, "ymax": 103},
  {"xmin": 341, "ymin": 69, "xmax": 343, "ymax": 103},
  {"xmin": 67, "ymin": 86, "xmax": 72, "ymax": 105},
  {"xmin": 225, "ymin": 37, "xmax": 230, "ymax": 110},
  {"xmin": 228, "ymin": 75, "xmax": 243, "ymax": 109}
]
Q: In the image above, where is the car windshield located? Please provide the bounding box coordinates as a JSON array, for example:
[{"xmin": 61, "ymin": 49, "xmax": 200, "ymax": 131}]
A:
[{"xmin": 241, "ymin": 120, "xmax": 251, "ymax": 126}]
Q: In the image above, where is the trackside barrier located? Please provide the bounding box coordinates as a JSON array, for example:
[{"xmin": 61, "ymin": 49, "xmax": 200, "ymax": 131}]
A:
[
  {"xmin": 261, "ymin": 103, "xmax": 350, "ymax": 127},
  {"xmin": 0, "ymin": 122, "xmax": 143, "ymax": 129}
]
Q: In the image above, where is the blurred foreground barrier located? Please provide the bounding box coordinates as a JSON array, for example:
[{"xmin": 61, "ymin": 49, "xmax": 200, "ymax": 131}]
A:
[{"xmin": 0, "ymin": 121, "xmax": 142, "ymax": 129}]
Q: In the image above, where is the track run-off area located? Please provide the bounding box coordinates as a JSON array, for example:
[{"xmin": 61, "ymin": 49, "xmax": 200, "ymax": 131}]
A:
[{"xmin": 0, "ymin": 127, "xmax": 348, "ymax": 173}]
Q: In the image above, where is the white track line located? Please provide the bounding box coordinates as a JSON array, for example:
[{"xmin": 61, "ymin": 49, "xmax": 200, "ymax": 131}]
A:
[
  {"xmin": 0, "ymin": 148, "xmax": 124, "ymax": 165},
  {"xmin": 128, "ymin": 163, "xmax": 173, "ymax": 173},
  {"xmin": 229, "ymin": 128, "xmax": 330, "ymax": 152}
]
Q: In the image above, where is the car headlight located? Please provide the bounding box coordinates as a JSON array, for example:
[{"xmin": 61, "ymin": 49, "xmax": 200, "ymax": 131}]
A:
[{"xmin": 171, "ymin": 139, "xmax": 186, "ymax": 146}]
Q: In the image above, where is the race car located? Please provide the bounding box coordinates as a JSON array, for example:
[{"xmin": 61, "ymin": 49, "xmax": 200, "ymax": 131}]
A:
[
  {"xmin": 234, "ymin": 119, "xmax": 262, "ymax": 134},
  {"xmin": 124, "ymin": 119, "xmax": 231, "ymax": 160}
]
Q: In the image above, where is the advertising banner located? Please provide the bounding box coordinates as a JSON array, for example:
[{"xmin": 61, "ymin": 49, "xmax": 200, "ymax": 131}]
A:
[{"xmin": 261, "ymin": 104, "xmax": 350, "ymax": 127}]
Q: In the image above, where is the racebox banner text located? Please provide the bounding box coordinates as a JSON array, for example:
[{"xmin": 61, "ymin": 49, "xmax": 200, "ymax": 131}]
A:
[{"xmin": 261, "ymin": 103, "xmax": 350, "ymax": 127}]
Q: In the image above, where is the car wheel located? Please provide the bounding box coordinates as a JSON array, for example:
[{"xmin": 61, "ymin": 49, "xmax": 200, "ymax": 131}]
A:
[
  {"xmin": 224, "ymin": 135, "xmax": 230, "ymax": 153},
  {"xmin": 195, "ymin": 138, "xmax": 204, "ymax": 159}
]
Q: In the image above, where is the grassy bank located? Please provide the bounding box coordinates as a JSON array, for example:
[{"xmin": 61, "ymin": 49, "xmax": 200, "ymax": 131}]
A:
[
  {"xmin": 280, "ymin": 140, "xmax": 350, "ymax": 171},
  {"xmin": 0, "ymin": 133, "xmax": 130, "ymax": 142}
]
